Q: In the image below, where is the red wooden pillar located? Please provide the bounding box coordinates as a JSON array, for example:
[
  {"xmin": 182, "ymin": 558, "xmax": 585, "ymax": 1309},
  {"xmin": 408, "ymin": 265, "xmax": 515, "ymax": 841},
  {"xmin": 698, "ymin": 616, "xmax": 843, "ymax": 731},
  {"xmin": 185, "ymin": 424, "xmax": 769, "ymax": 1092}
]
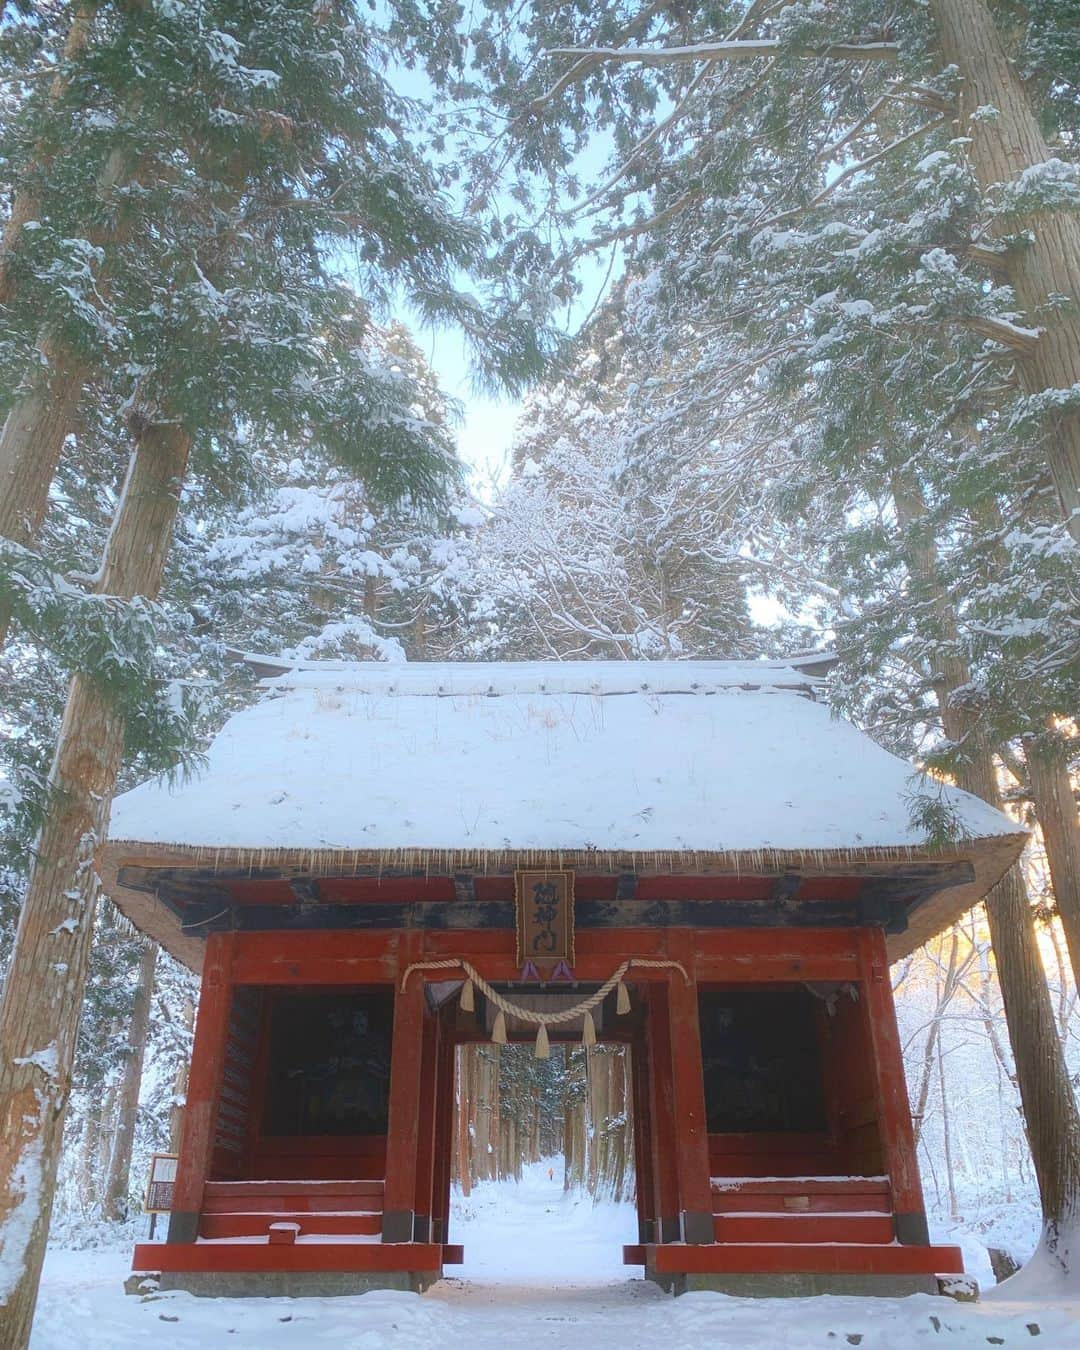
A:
[
  {"xmin": 629, "ymin": 1025, "xmax": 656, "ymax": 1244},
  {"xmin": 430, "ymin": 1021, "xmax": 456, "ymax": 1244},
  {"xmin": 858, "ymin": 926, "xmax": 929, "ymax": 1245},
  {"xmin": 412, "ymin": 998, "xmax": 440, "ymax": 1241},
  {"xmin": 383, "ymin": 934, "xmax": 426, "ymax": 1242},
  {"xmin": 665, "ymin": 934, "xmax": 714, "ymax": 1243},
  {"xmin": 168, "ymin": 931, "xmax": 236, "ymax": 1243},
  {"xmin": 644, "ymin": 984, "xmax": 680, "ymax": 1242}
]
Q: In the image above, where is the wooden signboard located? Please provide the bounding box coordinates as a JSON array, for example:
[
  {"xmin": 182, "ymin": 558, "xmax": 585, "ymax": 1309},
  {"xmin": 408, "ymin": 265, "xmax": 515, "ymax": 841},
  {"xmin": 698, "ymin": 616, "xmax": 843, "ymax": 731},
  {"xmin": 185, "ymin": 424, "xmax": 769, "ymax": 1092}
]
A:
[
  {"xmin": 144, "ymin": 1151, "xmax": 178, "ymax": 1214},
  {"xmin": 515, "ymin": 869, "xmax": 575, "ymax": 967}
]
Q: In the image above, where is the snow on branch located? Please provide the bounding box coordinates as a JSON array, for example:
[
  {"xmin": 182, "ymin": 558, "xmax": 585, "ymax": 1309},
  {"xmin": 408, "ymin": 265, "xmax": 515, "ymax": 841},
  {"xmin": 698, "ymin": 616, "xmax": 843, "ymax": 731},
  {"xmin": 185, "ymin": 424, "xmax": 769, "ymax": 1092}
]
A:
[
  {"xmin": 959, "ymin": 315, "xmax": 1043, "ymax": 355},
  {"xmin": 529, "ymin": 39, "xmax": 898, "ymax": 110},
  {"xmin": 545, "ymin": 40, "xmax": 899, "ymax": 66}
]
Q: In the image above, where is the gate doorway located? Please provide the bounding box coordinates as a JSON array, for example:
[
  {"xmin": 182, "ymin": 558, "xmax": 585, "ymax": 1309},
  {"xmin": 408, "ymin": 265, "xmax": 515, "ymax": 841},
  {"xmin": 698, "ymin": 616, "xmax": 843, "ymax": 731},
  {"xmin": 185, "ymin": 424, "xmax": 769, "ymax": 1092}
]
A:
[{"xmin": 452, "ymin": 1041, "xmax": 636, "ymax": 1204}]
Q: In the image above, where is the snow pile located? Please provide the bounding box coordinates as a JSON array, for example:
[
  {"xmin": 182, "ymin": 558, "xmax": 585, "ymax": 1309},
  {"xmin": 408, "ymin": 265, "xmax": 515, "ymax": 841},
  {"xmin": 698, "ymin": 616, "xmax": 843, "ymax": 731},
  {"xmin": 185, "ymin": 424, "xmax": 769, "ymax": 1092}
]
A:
[
  {"xmin": 32, "ymin": 1164, "xmax": 1080, "ymax": 1348},
  {"xmin": 108, "ymin": 660, "xmax": 1019, "ymax": 854}
]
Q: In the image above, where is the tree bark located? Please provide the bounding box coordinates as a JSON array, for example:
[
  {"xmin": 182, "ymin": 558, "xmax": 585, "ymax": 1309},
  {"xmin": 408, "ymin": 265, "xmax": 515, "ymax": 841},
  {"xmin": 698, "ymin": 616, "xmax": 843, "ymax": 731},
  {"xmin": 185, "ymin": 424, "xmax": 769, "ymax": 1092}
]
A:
[
  {"xmin": 168, "ymin": 994, "xmax": 194, "ymax": 1153},
  {"xmin": 894, "ymin": 475, "xmax": 1080, "ymax": 1272},
  {"xmin": 0, "ymin": 4, "xmax": 101, "ymax": 308},
  {"xmin": 936, "ymin": 1012, "xmax": 958, "ymax": 1220},
  {"xmin": 0, "ymin": 420, "xmax": 190, "ymax": 1348},
  {"xmin": 1025, "ymin": 738, "xmax": 1080, "ymax": 990},
  {"xmin": 930, "ymin": 0, "xmax": 1080, "ymax": 539},
  {"xmin": 103, "ymin": 942, "xmax": 156, "ymax": 1221},
  {"xmin": 0, "ymin": 141, "xmax": 131, "ymax": 649},
  {"xmin": 454, "ymin": 1046, "xmax": 470, "ymax": 1198},
  {"xmin": 912, "ymin": 931, "xmax": 962, "ymax": 1149},
  {"xmin": 0, "ymin": 351, "xmax": 85, "ymax": 549}
]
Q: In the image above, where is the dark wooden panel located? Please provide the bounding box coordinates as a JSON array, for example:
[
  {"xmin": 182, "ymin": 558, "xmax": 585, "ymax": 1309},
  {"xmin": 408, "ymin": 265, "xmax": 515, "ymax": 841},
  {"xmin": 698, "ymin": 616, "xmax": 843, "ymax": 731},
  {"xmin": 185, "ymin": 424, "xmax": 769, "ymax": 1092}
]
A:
[{"xmin": 172, "ymin": 895, "xmax": 872, "ymax": 935}]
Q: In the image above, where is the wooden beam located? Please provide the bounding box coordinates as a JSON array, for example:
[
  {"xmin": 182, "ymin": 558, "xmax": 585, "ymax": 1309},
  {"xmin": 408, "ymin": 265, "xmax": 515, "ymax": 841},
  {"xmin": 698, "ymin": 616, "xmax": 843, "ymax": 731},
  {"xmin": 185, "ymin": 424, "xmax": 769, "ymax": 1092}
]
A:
[
  {"xmin": 861, "ymin": 861, "xmax": 974, "ymax": 911},
  {"xmin": 412, "ymin": 1005, "xmax": 440, "ymax": 1241},
  {"xmin": 383, "ymin": 933, "xmax": 427, "ymax": 1242},
  {"xmin": 770, "ymin": 872, "xmax": 802, "ymax": 904},
  {"xmin": 288, "ymin": 878, "xmax": 319, "ymax": 906},
  {"xmin": 133, "ymin": 1241, "xmax": 447, "ymax": 1274},
  {"xmin": 644, "ymin": 985, "xmax": 680, "ymax": 1243},
  {"xmin": 171, "ymin": 896, "xmax": 893, "ymax": 936},
  {"xmin": 169, "ymin": 931, "xmax": 236, "ymax": 1243},
  {"xmin": 641, "ymin": 1241, "xmax": 963, "ymax": 1277},
  {"xmin": 857, "ymin": 928, "xmax": 928, "ymax": 1244},
  {"xmin": 231, "ymin": 954, "xmax": 396, "ymax": 985},
  {"xmin": 664, "ymin": 933, "xmax": 713, "ymax": 1243},
  {"xmin": 430, "ymin": 1019, "xmax": 456, "ymax": 1244},
  {"xmin": 630, "ymin": 1029, "xmax": 656, "ymax": 1243}
]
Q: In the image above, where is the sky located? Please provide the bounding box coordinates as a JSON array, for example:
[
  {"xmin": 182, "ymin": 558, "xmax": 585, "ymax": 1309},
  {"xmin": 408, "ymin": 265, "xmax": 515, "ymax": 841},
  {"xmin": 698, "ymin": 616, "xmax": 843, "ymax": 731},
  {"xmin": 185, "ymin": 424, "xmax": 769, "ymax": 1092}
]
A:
[
  {"xmin": 420, "ymin": 236, "xmax": 623, "ymax": 497},
  {"xmin": 423, "ymin": 327, "xmax": 524, "ymax": 493}
]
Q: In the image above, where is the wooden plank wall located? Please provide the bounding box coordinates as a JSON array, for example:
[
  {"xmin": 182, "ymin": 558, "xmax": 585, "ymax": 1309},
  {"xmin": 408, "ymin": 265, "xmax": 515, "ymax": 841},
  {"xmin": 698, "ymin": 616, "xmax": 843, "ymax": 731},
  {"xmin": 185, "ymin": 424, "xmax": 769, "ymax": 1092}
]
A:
[
  {"xmin": 211, "ymin": 986, "xmax": 263, "ymax": 1180},
  {"xmin": 825, "ymin": 993, "xmax": 885, "ymax": 1177}
]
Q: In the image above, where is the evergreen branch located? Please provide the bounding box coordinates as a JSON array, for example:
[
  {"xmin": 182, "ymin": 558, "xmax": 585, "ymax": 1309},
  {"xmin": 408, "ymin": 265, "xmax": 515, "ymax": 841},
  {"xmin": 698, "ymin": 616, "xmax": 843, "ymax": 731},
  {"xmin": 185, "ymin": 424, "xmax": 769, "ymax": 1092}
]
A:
[
  {"xmin": 527, "ymin": 39, "xmax": 897, "ymax": 113},
  {"xmin": 958, "ymin": 315, "xmax": 1042, "ymax": 355},
  {"xmin": 582, "ymin": 188, "xmax": 701, "ymax": 252},
  {"xmin": 544, "ymin": 40, "xmax": 900, "ymax": 69},
  {"xmin": 570, "ymin": 59, "xmax": 718, "ymax": 217}
]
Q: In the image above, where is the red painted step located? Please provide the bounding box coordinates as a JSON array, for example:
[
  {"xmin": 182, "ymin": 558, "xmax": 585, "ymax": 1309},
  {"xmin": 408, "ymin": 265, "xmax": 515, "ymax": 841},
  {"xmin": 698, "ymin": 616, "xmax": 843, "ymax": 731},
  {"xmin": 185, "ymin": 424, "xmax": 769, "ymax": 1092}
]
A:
[
  {"xmin": 711, "ymin": 1178, "xmax": 891, "ymax": 1215},
  {"xmin": 644, "ymin": 1242, "xmax": 964, "ymax": 1277},
  {"xmin": 133, "ymin": 1241, "xmax": 445, "ymax": 1275},
  {"xmin": 713, "ymin": 1213, "xmax": 895, "ymax": 1245},
  {"xmin": 202, "ymin": 1180, "xmax": 384, "ymax": 1214},
  {"xmin": 200, "ymin": 1211, "xmax": 382, "ymax": 1240}
]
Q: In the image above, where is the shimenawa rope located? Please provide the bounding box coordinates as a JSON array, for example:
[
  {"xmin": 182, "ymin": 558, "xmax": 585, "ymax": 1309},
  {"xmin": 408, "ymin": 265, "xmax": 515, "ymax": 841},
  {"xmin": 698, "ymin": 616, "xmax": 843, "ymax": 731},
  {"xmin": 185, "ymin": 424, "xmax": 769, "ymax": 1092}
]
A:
[{"xmin": 399, "ymin": 956, "xmax": 689, "ymax": 1057}]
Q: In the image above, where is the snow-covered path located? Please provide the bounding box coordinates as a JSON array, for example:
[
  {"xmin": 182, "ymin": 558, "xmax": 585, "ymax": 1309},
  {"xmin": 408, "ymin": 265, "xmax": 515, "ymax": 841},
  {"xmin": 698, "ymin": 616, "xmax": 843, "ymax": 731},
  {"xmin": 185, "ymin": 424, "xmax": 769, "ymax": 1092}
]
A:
[{"xmin": 32, "ymin": 1167, "xmax": 1080, "ymax": 1348}]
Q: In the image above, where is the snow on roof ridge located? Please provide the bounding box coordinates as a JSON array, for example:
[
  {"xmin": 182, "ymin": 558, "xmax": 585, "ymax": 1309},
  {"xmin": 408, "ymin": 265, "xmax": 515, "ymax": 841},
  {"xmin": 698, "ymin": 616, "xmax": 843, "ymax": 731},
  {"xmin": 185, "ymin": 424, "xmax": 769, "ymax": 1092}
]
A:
[{"xmin": 240, "ymin": 655, "xmax": 832, "ymax": 698}]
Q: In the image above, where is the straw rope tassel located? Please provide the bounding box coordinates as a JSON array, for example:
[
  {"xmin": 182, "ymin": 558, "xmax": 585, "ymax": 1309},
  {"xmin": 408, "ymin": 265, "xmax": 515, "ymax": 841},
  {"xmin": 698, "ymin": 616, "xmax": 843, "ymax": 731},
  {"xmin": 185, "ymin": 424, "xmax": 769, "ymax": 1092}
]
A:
[{"xmin": 398, "ymin": 956, "xmax": 687, "ymax": 1055}]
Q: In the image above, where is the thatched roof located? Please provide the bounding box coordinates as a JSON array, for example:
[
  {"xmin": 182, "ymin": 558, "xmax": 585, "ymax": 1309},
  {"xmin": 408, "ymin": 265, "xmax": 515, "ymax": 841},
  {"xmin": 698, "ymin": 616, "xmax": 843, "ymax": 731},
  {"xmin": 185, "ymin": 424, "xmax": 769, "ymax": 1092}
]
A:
[{"xmin": 100, "ymin": 660, "xmax": 1026, "ymax": 969}]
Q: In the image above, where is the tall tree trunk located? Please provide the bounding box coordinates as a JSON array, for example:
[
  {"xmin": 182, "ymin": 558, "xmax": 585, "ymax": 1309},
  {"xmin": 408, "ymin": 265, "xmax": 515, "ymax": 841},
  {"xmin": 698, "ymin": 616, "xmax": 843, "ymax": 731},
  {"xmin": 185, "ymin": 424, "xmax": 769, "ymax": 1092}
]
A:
[
  {"xmin": 0, "ymin": 420, "xmax": 190, "ymax": 1349},
  {"xmin": 930, "ymin": 0, "xmax": 1080, "ymax": 539},
  {"xmin": 77, "ymin": 1102, "xmax": 103, "ymax": 1215},
  {"xmin": 1025, "ymin": 737, "xmax": 1080, "ymax": 990},
  {"xmin": 912, "ymin": 931, "xmax": 962, "ymax": 1149},
  {"xmin": 937, "ymin": 1017, "xmax": 959, "ymax": 1220},
  {"xmin": 168, "ymin": 994, "xmax": 194, "ymax": 1153},
  {"xmin": 562, "ymin": 1046, "xmax": 574, "ymax": 1191},
  {"xmin": 0, "ymin": 142, "xmax": 129, "ymax": 649},
  {"xmin": 455, "ymin": 1046, "xmax": 470, "ymax": 1198},
  {"xmin": 103, "ymin": 942, "xmax": 157, "ymax": 1221},
  {"xmin": 894, "ymin": 475, "xmax": 1080, "ymax": 1276},
  {"xmin": 0, "ymin": 4, "xmax": 101, "ymax": 307},
  {"xmin": 0, "ymin": 350, "xmax": 85, "ymax": 545}
]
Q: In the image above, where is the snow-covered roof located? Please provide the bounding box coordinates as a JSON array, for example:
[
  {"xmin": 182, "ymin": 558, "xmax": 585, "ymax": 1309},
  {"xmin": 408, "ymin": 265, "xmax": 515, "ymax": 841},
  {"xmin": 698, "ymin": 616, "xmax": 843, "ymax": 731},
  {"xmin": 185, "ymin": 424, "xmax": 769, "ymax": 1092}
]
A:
[{"xmin": 109, "ymin": 659, "xmax": 1015, "ymax": 856}]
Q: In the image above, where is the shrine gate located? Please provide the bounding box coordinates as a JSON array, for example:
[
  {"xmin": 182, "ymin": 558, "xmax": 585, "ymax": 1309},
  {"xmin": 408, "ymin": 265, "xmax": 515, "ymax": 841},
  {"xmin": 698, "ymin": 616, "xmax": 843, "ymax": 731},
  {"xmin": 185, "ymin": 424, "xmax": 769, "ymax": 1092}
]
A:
[{"xmin": 102, "ymin": 659, "xmax": 1025, "ymax": 1297}]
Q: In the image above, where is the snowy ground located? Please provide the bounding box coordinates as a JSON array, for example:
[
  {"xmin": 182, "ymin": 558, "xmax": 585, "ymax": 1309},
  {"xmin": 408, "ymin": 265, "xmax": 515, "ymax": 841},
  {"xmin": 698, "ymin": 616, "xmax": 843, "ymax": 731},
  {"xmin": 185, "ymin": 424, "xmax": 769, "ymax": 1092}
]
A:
[{"xmin": 33, "ymin": 1165, "xmax": 1080, "ymax": 1348}]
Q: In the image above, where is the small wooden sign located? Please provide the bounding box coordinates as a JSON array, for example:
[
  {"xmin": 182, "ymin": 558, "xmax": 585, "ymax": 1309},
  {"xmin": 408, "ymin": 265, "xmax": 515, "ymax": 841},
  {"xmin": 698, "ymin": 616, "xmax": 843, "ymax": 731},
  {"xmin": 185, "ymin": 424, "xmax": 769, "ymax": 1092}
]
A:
[
  {"xmin": 515, "ymin": 869, "xmax": 575, "ymax": 967},
  {"xmin": 144, "ymin": 1152, "xmax": 178, "ymax": 1214}
]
